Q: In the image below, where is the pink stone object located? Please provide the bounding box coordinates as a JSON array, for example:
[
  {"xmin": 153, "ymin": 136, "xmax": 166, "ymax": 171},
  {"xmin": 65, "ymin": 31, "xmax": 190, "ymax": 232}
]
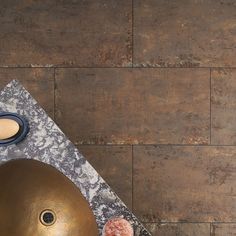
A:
[{"xmin": 103, "ymin": 217, "xmax": 134, "ymax": 236}]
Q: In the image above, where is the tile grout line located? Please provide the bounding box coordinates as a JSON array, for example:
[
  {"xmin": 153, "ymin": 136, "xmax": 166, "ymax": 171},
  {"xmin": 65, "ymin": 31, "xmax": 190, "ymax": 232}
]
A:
[
  {"xmin": 142, "ymin": 221, "xmax": 236, "ymax": 224},
  {"xmin": 210, "ymin": 68, "xmax": 212, "ymax": 145},
  {"xmin": 131, "ymin": 144, "xmax": 134, "ymax": 212},
  {"xmin": 1, "ymin": 66, "xmax": 236, "ymax": 69},
  {"xmin": 53, "ymin": 68, "xmax": 56, "ymax": 121},
  {"xmin": 131, "ymin": 0, "xmax": 134, "ymax": 68},
  {"xmin": 77, "ymin": 144, "xmax": 236, "ymax": 147}
]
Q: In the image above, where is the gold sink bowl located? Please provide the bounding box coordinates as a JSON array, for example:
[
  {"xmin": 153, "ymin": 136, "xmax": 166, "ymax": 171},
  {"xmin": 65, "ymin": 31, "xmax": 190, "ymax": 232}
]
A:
[{"xmin": 0, "ymin": 159, "xmax": 99, "ymax": 236}]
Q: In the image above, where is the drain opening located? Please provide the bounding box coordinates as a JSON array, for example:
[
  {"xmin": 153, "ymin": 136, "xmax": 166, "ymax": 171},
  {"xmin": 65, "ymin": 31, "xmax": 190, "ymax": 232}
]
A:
[{"xmin": 40, "ymin": 210, "xmax": 56, "ymax": 226}]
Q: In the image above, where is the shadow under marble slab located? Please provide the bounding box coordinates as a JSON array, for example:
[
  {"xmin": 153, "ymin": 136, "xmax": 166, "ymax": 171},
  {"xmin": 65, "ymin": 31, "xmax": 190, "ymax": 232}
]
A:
[{"xmin": 0, "ymin": 80, "xmax": 150, "ymax": 236}]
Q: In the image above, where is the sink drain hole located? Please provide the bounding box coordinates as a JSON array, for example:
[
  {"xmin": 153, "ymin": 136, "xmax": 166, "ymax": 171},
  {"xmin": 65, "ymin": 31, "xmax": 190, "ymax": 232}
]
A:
[{"xmin": 40, "ymin": 210, "xmax": 56, "ymax": 226}]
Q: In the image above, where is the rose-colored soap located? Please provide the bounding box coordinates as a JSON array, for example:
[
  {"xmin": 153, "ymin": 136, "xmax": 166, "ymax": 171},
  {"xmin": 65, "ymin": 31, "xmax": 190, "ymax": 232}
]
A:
[{"xmin": 103, "ymin": 218, "xmax": 133, "ymax": 236}]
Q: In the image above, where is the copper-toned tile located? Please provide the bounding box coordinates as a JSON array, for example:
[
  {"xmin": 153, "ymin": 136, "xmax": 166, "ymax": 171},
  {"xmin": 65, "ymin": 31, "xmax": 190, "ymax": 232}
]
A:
[
  {"xmin": 211, "ymin": 223, "xmax": 236, "ymax": 236},
  {"xmin": 0, "ymin": 1, "xmax": 131, "ymax": 67},
  {"xmin": 145, "ymin": 223, "xmax": 210, "ymax": 236},
  {"xmin": 134, "ymin": 0, "xmax": 236, "ymax": 67},
  {"xmin": 55, "ymin": 68, "xmax": 210, "ymax": 145},
  {"xmin": 78, "ymin": 145, "xmax": 132, "ymax": 209},
  {"xmin": 212, "ymin": 69, "xmax": 236, "ymax": 145},
  {"xmin": 0, "ymin": 68, "xmax": 54, "ymax": 117},
  {"xmin": 133, "ymin": 146, "xmax": 236, "ymax": 222}
]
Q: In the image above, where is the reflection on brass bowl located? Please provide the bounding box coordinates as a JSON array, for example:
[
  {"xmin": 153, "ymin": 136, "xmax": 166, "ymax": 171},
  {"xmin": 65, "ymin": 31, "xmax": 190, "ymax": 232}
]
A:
[{"xmin": 0, "ymin": 159, "xmax": 99, "ymax": 236}]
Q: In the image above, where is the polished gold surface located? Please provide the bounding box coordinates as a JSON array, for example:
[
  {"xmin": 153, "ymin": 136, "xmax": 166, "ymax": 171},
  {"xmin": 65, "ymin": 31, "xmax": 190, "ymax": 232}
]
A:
[
  {"xmin": 0, "ymin": 119, "xmax": 19, "ymax": 139},
  {"xmin": 0, "ymin": 159, "xmax": 99, "ymax": 236}
]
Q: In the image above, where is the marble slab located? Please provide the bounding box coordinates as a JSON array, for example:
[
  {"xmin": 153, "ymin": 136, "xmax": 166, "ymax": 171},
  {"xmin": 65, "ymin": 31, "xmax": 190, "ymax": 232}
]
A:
[{"xmin": 0, "ymin": 80, "xmax": 151, "ymax": 236}]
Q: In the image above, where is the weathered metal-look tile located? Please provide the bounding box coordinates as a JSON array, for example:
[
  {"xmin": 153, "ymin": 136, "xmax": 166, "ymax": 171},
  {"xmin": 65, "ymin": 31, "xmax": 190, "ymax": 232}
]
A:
[
  {"xmin": 134, "ymin": 0, "xmax": 236, "ymax": 67},
  {"xmin": 0, "ymin": 1, "xmax": 132, "ymax": 67},
  {"xmin": 0, "ymin": 68, "xmax": 54, "ymax": 117},
  {"xmin": 78, "ymin": 145, "xmax": 132, "ymax": 209},
  {"xmin": 211, "ymin": 69, "xmax": 236, "ymax": 145},
  {"xmin": 145, "ymin": 223, "xmax": 210, "ymax": 236},
  {"xmin": 133, "ymin": 145, "xmax": 236, "ymax": 222},
  {"xmin": 0, "ymin": 80, "xmax": 151, "ymax": 236},
  {"xmin": 55, "ymin": 68, "xmax": 210, "ymax": 144},
  {"xmin": 211, "ymin": 223, "xmax": 236, "ymax": 236}
]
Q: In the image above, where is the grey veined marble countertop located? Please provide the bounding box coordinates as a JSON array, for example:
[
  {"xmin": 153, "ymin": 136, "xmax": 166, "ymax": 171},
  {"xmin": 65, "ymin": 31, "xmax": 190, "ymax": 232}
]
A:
[{"xmin": 0, "ymin": 80, "xmax": 151, "ymax": 236}]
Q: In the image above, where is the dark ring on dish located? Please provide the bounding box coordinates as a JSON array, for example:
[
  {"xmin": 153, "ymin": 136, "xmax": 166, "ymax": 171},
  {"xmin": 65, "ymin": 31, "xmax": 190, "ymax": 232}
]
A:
[{"xmin": 0, "ymin": 112, "xmax": 29, "ymax": 146}]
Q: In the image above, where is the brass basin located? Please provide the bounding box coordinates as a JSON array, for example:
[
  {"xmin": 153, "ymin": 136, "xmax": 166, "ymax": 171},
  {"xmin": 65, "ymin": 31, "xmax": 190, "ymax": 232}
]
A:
[{"xmin": 0, "ymin": 159, "xmax": 99, "ymax": 236}]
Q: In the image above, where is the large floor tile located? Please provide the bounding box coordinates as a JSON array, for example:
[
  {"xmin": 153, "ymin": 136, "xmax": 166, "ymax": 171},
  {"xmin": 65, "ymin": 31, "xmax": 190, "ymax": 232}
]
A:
[
  {"xmin": 211, "ymin": 69, "xmax": 236, "ymax": 145},
  {"xmin": 55, "ymin": 68, "xmax": 210, "ymax": 144},
  {"xmin": 78, "ymin": 145, "xmax": 132, "ymax": 209},
  {"xmin": 211, "ymin": 223, "xmax": 236, "ymax": 236},
  {"xmin": 134, "ymin": 0, "xmax": 236, "ymax": 67},
  {"xmin": 145, "ymin": 223, "xmax": 210, "ymax": 236},
  {"xmin": 133, "ymin": 146, "xmax": 236, "ymax": 222},
  {"xmin": 0, "ymin": 68, "xmax": 54, "ymax": 117},
  {"xmin": 0, "ymin": 1, "xmax": 131, "ymax": 67}
]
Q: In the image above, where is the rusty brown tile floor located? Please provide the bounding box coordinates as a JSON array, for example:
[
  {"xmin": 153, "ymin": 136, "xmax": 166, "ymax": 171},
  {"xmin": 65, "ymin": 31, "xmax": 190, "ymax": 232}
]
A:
[{"xmin": 1, "ymin": 1, "xmax": 236, "ymax": 236}]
